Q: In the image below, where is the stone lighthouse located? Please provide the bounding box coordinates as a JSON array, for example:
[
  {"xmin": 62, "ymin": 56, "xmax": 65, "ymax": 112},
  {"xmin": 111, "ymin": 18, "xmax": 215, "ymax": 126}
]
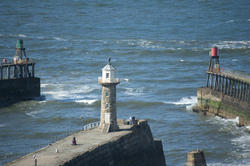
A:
[{"xmin": 98, "ymin": 58, "xmax": 120, "ymax": 133}]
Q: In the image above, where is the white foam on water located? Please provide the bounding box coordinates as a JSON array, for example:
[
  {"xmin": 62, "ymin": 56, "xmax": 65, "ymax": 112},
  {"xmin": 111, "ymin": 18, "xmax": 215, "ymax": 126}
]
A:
[
  {"xmin": 124, "ymin": 87, "xmax": 144, "ymax": 96},
  {"xmin": 123, "ymin": 39, "xmax": 164, "ymax": 49},
  {"xmin": 231, "ymin": 134, "xmax": 250, "ymax": 164},
  {"xmin": 213, "ymin": 116, "xmax": 239, "ymax": 125},
  {"xmin": 180, "ymin": 59, "xmax": 184, "ymax": 62},
  {"xmin": 26, "ymin": 110, "xmax": 44, "ymax": 118},
  {"xmin": 123, "ymin": 78, "xmax": 129, "ymax": 82},
  {"xmin": 0, "ymin": 124, "xmax": 6, "ymax": 128},
  {"xmin": 215, "ymin": 40, "xmax": 250, "ymax": 49},
  {"xmin": 39, "ymin": 100, "xmax": 47, "ymax": 103},
  {"xmin": 41, "ymin": 83, "xmax": 50, "ymax": 88},
  {"xmin": 18, "ymin": 34, "xmax": 27, "ymax": 38},
  {"xmin": 232, "ymin": 58, "xmax": 238, "ymax": 62},
  {"xmin": 245, "ymin": 126, "xmax": 250, "ymax": 130},
  {"xmin": 43, "ymin": 90, "xmax": 70, "ymax": 100},
  {"xmin": 232, "ymin": 134, "xmax": 250, "ymax": 149},
  {"xmin": 75, "ymin": 99, "xmax": 98, "ymax": 105},
  {"xmin": 169, "ymin": 96, "xmax": 197, "ymax": 105},
  {"xmin": 225, "ymin": 19, "xmax": 234, "ymax": 23},
  {"xmin": 138, "ymin": 39, "xmax": 163, "ymax": 49},
  {"xmin": 206, "ymin": 116, "xmax": 250, "ymax": 164},
  {"xmin": 165, "ymin": 96, "xmax": 197, "ymax": 110},
  {"xmin": 42, "ymin": 84, "xmax": 97, "ymax": 100},
  {"xmin": 53, "ymin": 37, "xmax": 67, "ymax": 41}
]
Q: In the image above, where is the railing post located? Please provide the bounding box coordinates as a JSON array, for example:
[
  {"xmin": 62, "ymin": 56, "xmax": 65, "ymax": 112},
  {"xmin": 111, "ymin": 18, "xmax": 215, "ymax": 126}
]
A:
[
  {"xmin": 7, "ymin": 65, "xmax": 10, "ymax": 79},
  {"xmin": 242, "ymin": 83, "xmax": 246, "ymax": 101},
  {"xmin": 229, "ymin": 78, "xmax": 232, "ymax": 96},
  {"xmin": 211, "ymin": 73, "xmax": 214, "ymax": 89},
  {"xmin": 247, "ymin": 84, "xmax": 250, "ymax": 102},
  {"xmin": 218, "ymin": 75, "xmax": 222, "ymax": 91},
  {"xmin": 236, "ymin": 80, "xmax": 239, "ymax": 99},
  {"xmin": 223, "ymin": 77, "xmax": 228, "ymax": 95},
  {"xmin": 237, "ymin": 80, "xmax": 241, "ymax": 99},
  {"xmin": 239, "ymin": 81, "xmax": 242, "ymax": 100},
  {"xmin": 206, "ymin": 73, "xmax": 210, "ymax": 87},
  {"xmin": 24, "ymin": 64, "xmax": 28, "ymax": 78},
  {"xmin": 215, "ymin": 74, "xmax": 218, "ymax": 91},
  {"xmin": 219, "ymin": 75, "xmax": 222, "ymax": 91},
  {"xmin": 32, "ymin": 63, "xmax": 35, "ymax": 77},
  {"xmin": 0, "ymin": 66, "xmax": 2, "ymax": 80}
]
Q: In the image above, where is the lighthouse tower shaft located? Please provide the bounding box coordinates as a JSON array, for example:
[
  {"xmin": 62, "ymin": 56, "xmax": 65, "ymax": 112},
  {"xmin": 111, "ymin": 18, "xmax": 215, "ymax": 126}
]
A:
[{"xmin": 98, "ymin": 59, "xmax": 120, "ymax": 133}]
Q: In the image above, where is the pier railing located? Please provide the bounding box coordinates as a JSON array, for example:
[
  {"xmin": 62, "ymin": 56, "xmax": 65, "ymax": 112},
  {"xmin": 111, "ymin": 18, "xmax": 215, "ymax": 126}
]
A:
[
  {"xmin": 206, "ymin": 71, "xmax": 250, "ymax": 102},
  {"xmin": 82, "ymin": 121, "xmax": 100, "ymax": 131},
  {"xmin": 0, "ymin": 61, "xmax": 36, "ymax": 80}
]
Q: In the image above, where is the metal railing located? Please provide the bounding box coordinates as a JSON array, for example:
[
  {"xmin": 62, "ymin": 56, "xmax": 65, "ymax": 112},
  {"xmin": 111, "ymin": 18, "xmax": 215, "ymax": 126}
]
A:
[{"xmin": 82, "ymin": 121, "xmax": 100, "ymax": 131}]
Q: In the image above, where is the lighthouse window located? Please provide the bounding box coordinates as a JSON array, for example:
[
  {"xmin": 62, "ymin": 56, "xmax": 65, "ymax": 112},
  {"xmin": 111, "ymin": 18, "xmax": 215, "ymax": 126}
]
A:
[
  {"xmin": 106, "ymin": 73, "xmax": 109, "ymax": 78},
  {"xmin": 105, "ymin": 103, "xmax": 109, "ymax": 109}
]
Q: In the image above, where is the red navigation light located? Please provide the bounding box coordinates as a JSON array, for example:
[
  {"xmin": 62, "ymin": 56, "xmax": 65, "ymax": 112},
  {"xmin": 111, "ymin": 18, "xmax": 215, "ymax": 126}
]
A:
[{"xmin": 211, "ymin": 47, "xmax": 218, "ymax": 57}]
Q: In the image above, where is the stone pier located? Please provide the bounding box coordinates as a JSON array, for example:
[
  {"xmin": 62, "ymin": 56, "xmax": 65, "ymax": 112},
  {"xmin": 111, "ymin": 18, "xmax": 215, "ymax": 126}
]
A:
[
  {"xmin": 193, "ymin": 47, "xmax": 250, "ymax": 126},
  {"xmin": 0, "ymin": 39, "xmax": 40, "ymax": 107},
  {"xmin": 5, "ymin": 120, "xmax": 166, "ymax": 166}
]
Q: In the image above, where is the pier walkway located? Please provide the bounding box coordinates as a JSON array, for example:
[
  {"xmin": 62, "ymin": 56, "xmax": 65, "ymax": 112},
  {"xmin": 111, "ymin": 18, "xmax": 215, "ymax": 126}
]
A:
[
  {"xmin": 6, "ymin": 120, "xmax": 165, "ymax": 166},
  {"xmin": 6, "ymin": 124, "xmax": 132, "ymax": 166}
]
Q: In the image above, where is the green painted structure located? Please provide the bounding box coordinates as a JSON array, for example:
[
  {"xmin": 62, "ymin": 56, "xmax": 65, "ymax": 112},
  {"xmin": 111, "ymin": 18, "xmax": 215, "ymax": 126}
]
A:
[{"xmin": 0, "ymin": 39, "xmax": 40, "ymax": 107}]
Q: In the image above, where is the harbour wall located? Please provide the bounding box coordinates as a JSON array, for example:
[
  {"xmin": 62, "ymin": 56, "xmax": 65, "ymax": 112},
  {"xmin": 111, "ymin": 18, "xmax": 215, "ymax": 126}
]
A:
[
  {"xmin": 5, "ymin": 120, "xmax": 166, "ymax": 166},
  {"xmin": 194, "ymin": 87, "xmax": 250, "ymax": 126},
  {"xmin": 0, "ymin": 78, "xmax": 40, "ymax": 107},
  {"xmin": 63, "ymin": 121, "xmax": 165, "ymax": 166}
]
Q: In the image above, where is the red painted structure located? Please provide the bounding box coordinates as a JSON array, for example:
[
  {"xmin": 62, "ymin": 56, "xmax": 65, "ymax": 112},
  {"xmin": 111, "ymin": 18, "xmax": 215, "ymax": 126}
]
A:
[{"xmin": 211, "ymin": 47, "xmax": 218, "ymax": 57}]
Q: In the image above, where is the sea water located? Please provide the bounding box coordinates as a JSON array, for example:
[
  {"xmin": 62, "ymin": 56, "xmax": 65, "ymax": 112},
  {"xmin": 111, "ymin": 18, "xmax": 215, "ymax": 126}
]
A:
[{"xmin": 0, "ymin": 0, "xmax": 250, "ymax": 165}]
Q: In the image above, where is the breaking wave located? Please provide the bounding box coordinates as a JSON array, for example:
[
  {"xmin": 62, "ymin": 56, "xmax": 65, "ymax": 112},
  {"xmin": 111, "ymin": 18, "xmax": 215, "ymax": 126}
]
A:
[
  {"xmin": 123, "ymin": 87, "xmax": 144, "ymax": 96},
  {"xmin": 75, "ymin": 99, "xmax": 98, "ymax": 105},
  {"xmin": 164, "ymin": 96, "xmax": 197, "ymax": 110},
  {"xmin": 25, "ymin": 110, "xmax": 45, "ymax": 118}
]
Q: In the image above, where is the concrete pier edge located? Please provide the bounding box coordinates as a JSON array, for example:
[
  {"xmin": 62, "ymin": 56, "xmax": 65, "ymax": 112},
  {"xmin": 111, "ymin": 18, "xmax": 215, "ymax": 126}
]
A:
[{"xmin": 5, "ymin": 119, "xmax": 166, "ymax": 166}]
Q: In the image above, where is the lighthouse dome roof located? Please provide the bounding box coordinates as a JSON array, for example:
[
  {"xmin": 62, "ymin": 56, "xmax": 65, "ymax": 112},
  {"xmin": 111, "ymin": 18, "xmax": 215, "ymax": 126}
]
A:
[{"xmin": 102, "ymin": 64, "xmax": 115, "ymax": 71}]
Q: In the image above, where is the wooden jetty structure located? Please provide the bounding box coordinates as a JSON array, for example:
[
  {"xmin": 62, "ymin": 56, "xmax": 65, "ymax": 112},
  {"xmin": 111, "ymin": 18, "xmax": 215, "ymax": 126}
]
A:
[
  {"xmin": 206, "ymin": 47, "xmax": 250, "ymax": 102},
  {"xmin": 0, "ymin": 39, "xmax": 40, "ymax": 107},
  {"xmin": 194, "ymin": 47, "xmax": 250, "ymax": 126}
]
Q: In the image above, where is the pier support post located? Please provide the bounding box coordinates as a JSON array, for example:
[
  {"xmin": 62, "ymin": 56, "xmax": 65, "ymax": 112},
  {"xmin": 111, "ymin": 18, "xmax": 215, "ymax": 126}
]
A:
[
  {"xmin": 242, "ymin": 83, "xmax": 246, "ymax": 101},
  {"xmin": 210, "ymin": 73, "xmax": 214, "ymax": 89},
  {"xmin": 247, "ymin": 84, "xmax": 250, "ymax": 101},
  {"xmin": 7, "ymin": 65, "xmax": 10, "ymax": 79},
  {"xmin": 226, "ymin": 78, "xmax": 229, "ymax": 95},
  {"xmin": 206, "ymin": 73, "xmax": 210, "ymax": 87},
  {"xmin": 24, "ymin": 64, "xmax": 28, "ymax": 78},
  {"xmin": 32, "ymin": 64, "xmax": 35, "ymax": 77},
  {"xmin": 239, "ymin": 81, "xmax": 242, "ymax": 100},
  {"xmin": 0, "ymin": 66, "xmax": 2, "ymax": 80},
  {"xmin": 222, "ymin": 76, "xmax": 225, "ymax": 94},
  {"xmin": 229, "ymin": 79, "xmax": 233, "ymax": 96}
]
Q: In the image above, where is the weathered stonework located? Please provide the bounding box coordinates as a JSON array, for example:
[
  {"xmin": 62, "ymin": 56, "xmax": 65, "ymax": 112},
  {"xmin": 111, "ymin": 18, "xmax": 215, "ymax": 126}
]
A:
[
  {"xmin": 0, "ymin": 77, "xmax": 40, "ymax": 107},
  {"xmin": 5, "ymin": 120, "xmax": 166, "ymax": 166},
  {"xmin": 100, "ymin": 83, "xmax": 119, "ymax": 131},
  {"xmin": 98, "ymin": 59, "xmax": 120, "ymax": 133},
  {"xmin": 193, "ymin": 87, "xmax": 250, "ymax": 126}
]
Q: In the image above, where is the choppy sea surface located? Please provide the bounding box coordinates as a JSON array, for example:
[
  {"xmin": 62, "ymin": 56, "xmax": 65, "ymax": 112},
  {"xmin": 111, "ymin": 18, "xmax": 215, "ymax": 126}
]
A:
[{"xmin": 0, "ymin": 0, "xmax": 250, "ymax": 165}]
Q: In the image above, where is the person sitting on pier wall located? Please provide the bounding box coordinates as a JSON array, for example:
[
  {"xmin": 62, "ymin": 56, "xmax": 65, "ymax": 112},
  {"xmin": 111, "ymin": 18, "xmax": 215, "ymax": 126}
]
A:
[{"xmin": 129, "ymin": 116, "xmax": 137, "ymax": 125}]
